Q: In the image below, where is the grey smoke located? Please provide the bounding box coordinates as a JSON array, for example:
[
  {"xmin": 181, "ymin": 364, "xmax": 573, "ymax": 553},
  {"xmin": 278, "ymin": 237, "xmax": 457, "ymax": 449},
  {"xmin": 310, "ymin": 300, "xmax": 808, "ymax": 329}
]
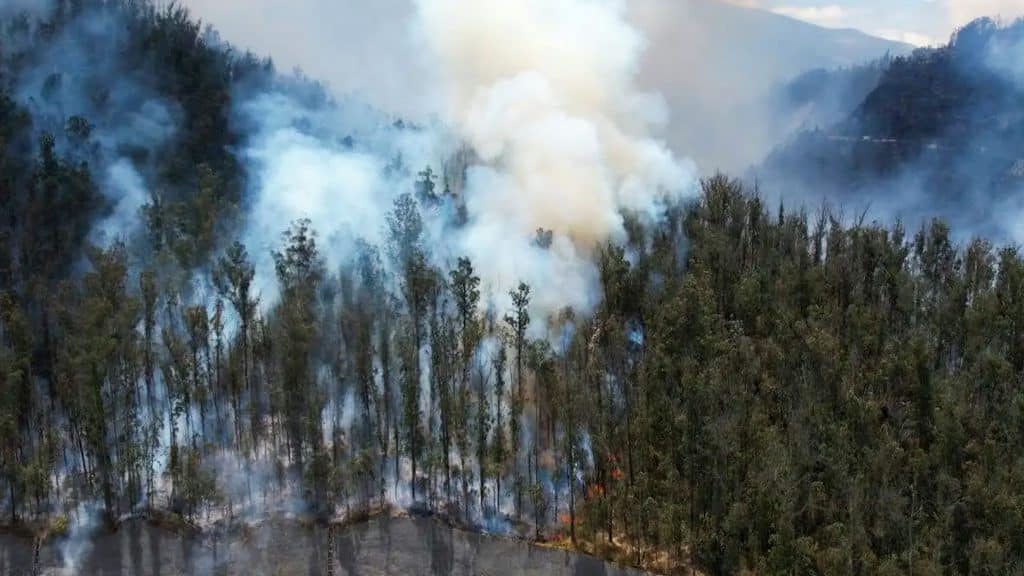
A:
[
  {"xmin": 181, "ymin": 0, "xmax": 909, "ymax": 176},
  {"xmin": 232, "ymin": 0, "xmax": 696, "ymax": 327},
  {"xmin": 0, "ymin": 0, "xmax": 52, "ymax": 18},
  {"xmin": 10, "ymin": 3, "xmax": 181, "ymax": 246},
  {"xmin": 627, "ymin": 0, "xmax": 912, "ymax": 172},
  {"xmin": 180, "ymin": 0, "xmax": 440, "ymax": 121},
  {"xmin": 752, "ymin": 18, "xmax": 1024, "ymax": 246},
  {"xmin": 55, "ymin": 501, "xmax": 102, "ymax": 576}
]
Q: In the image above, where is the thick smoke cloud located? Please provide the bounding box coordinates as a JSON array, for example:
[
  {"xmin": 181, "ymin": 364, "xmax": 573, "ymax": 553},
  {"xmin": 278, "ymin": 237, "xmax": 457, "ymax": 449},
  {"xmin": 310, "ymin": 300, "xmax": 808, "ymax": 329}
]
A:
[
  {"xmin": 236, "ymin": 0, "xmax": 695, "ymax": 322},
  {"xmin": 415, "ymin": 0, "xmax": 692, "ymax": 315},
  {"xmin": 181, "ymin": 0, "xmax": 906, "ymax": 173}
]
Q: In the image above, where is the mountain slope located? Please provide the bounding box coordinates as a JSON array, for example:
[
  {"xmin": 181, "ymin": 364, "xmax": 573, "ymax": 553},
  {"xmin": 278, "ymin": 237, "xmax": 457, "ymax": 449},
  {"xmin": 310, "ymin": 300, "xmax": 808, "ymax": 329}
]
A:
[
  {"xmin": 758, "ymin": 18, "xmax": 1024, "ymax": 241},
  {"xmin": 176, "ymin": 0, "xmax": 910, "ymax": 173},
  {"xmin": 630, "ymin": 0, "xmax": 913, "ymax": 171}
]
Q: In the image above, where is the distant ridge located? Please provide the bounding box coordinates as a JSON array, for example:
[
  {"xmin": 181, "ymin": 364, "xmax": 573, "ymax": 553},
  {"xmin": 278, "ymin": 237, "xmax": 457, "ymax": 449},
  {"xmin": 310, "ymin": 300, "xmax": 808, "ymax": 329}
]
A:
[
  {"xmin": 631, "ymin": 0, "xmax": 913, "ymax": 171},
  {"xmin": 757, "ymin": 18, "xmax": 1024, "ymax": 242}
]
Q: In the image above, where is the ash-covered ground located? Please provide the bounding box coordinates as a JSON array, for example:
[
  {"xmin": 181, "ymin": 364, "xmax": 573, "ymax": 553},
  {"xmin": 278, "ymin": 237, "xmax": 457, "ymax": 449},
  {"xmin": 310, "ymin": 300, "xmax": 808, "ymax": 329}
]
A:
[{"xmin": 0, "ymin": 515, "xmax": 648, "ymax": 575}]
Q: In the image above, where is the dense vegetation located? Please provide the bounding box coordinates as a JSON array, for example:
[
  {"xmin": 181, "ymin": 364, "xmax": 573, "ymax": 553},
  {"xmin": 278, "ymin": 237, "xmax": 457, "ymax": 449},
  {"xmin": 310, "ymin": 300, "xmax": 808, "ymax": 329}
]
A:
[{"xmin": 2, "ymin": 2, "xmax": 1024, "ymax": 576}]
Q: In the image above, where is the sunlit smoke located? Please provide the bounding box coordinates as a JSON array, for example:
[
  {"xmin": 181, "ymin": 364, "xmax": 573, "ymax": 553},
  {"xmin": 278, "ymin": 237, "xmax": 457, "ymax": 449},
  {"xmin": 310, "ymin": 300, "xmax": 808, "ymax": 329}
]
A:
[
  {"xmin": 416, "ymin": 0, "xmax": 694, "ymax": 318},
  {"xmin": 237, "ymin": 0, "xmax": 695, "ymax": 328}
]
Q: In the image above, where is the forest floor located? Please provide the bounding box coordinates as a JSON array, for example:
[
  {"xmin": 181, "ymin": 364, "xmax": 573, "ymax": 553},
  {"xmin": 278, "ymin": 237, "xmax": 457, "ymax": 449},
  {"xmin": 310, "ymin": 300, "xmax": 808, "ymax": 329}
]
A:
[{"xmin": 0, "ymin": 511, "xmax": 658, "ymax": 575}]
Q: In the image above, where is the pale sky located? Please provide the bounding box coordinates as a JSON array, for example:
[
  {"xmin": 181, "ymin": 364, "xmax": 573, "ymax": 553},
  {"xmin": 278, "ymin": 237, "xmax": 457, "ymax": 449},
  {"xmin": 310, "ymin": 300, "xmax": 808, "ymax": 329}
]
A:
[{"xmin": 733, "ymin": 0, "xmax": 1024, "ymax": 46}]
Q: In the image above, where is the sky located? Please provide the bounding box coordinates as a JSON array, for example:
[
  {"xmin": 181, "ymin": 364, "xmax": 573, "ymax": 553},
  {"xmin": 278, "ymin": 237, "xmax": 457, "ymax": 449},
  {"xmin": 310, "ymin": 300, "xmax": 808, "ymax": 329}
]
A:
[{"xmin": 732, "ymin": 0, "xmax": 1024, "ymax": 46}]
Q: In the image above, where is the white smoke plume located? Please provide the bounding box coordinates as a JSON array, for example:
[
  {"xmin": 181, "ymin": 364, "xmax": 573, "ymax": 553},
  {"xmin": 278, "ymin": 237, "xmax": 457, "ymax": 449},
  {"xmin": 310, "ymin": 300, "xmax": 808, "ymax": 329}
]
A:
[
  {"xmin": 239, "ymin": 0, "xmax": 695, "ymax": 323},
  {"xmin": 94, "ymin": 159, "xmax": 150, "ymax": 243},
  {"xmin": 236, "ymin": 91, "xmax": 448, "ymax": 302},
  {"xmin": 417, "ymin": 0, "xmax": 693, "ymax": 316}
]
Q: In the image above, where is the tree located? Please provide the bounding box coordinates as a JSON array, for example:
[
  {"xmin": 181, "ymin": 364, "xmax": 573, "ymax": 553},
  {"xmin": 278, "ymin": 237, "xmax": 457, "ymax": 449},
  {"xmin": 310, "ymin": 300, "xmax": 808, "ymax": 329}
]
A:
[
  {"xmin": 451, "ymin": 257, "xmax": 481, "ymax": 514},
  {"xmin": 215, "ymin": 241, "xmax": 257, "ymax": 448},
  {"xmin": 504, "ymin": 281, "xmax": 530, "ymax": 517},
  {"xmin": 273, "ymin": 219, "xmax": 325, "ymax": 467},
  {"xmin": 57, "ymin": 243, "xmax": 141, "ymax": 526},
  {"xmin": 491, "ymin": 344, "xmax": 508, "ymax": 515},
  {"xmin": 0, "ymin": 293, "xmax": 32, "ymax": 524},
  {"xmin": 387, "ymin": 193, "xmax": 434, "ymax": 501}
]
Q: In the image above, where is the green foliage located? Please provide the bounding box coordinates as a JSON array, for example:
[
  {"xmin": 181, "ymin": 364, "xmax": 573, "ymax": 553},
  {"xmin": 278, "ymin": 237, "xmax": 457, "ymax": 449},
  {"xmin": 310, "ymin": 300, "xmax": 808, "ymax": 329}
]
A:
[
  {"xmin": 1, "ymin": 5, "xmax": 1023, "ymax": 576},
  {"xmin": 171, "ymin": 448, "xmax": 220, "ymax": 521}
]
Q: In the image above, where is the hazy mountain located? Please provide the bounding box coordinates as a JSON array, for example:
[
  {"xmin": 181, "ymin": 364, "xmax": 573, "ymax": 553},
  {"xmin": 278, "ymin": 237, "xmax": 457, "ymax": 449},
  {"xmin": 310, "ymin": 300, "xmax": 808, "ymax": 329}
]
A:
[
  {"xmin": 758, "ymin": 18, "xmax": 1024, "ymax": 242},
  {"xmin": 175, "ymin": 0, "xmax": 910, "ymax": 174},
  {"xmin": 630, "ymin": 0, "xmax": 913, "ymax": 171}
]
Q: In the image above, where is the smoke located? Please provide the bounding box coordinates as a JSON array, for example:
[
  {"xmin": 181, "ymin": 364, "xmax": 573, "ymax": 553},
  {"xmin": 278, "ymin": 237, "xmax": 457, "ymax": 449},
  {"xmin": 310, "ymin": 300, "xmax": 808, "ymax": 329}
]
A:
[
  {"xmin": 235, "ymin": 89, "xmax": 447, "ymax": 302},
  {"xmin": 0, "ymin": 0, "xmax": 685, "ymax": 549},
  {"xmin": 10, "ymin": 3, "xmax": 181, "ymax": 247},
  {"xmin": 626, "ymin": 0, "xmax": 910, "ymax": 172},
  {"xmin": 985, "ymin": 22, "xmax": 1024, "ymax": 87},
  {"xmin": 180, "ymin": 0, "xmax": 910, "ymax": 178},
  {"xmin": 236, "ymin": 0, "xmax": 695, "ymax": 324},
  {"xmin": 754, "ymin": 17, "xmax": 1024, "ymax": 246},
  {"xmin": 179, "ymin": 0, "xmax": 438, "ymax": 121},
  {"xmin": 416, "ymin": 0, "xmax": 692, "ymax": 315},
  {"xmin": 94, "ymin": 159, "xmax": 149, "ymax": 243},
  {"xmin": 0, "ymin": 0, "xmax": 52, "ymax": 18},
  {"xmin": 54, "ymin": 501, "xmax": 102, "ymax": 576}
]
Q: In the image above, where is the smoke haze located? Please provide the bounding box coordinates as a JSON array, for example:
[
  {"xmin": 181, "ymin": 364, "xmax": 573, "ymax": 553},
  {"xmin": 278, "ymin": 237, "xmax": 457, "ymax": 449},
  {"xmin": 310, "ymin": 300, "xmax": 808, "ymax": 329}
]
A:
[
  {"xmin": 231, "ymin": 0, "xmax": 695, "ymax": 320},
  {"xmin": 183, "ymin": 0, "xmax": 440, "ymax": 120},
  {"xmin": 181, "ymin": 0, "xmax": 909, "ymax": 175}
]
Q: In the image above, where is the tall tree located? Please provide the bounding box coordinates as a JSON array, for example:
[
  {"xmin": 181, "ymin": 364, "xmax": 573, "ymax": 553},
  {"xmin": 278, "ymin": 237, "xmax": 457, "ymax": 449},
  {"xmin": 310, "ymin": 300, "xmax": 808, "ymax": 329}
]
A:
[
  {"xmin": 215, "ymin": 241, "xmax": 257, "ymax": 448},
  {"xmin": 273, "ymin": 219, "xmax": 325, "ymax": 467},
  {"xmin": 387, "ymin": 193, "xmax": 434, "ymax": 501},
  {"xmin": 504, "ymin": 281, "xmax": 530, "ymax": 518}
]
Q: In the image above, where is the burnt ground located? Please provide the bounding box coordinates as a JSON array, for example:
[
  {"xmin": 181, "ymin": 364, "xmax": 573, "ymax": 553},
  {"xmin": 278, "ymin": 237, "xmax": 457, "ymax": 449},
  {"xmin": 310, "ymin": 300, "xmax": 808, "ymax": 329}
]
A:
[{"xmin": 0, "ymin": 514, "xmax": 650, "ymax": 575}]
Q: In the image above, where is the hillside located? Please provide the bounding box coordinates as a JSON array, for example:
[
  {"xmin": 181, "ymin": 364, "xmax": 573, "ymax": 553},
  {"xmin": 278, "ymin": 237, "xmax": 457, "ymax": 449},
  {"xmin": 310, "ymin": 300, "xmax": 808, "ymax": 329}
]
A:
[
  {"xmin": 177, "ymin": 0, "xmax": 912, "ymax": 173},
  {"xmin": 629, "ymin": 0, "xmax": 912, "ymax": 171},
  {"xmin": 758, "ymin": 18, "xmax": 1024, "ymax": 242},
  {"xmin": 1, "ymin": 3, "xmax": 1024, "ymax": 576}
]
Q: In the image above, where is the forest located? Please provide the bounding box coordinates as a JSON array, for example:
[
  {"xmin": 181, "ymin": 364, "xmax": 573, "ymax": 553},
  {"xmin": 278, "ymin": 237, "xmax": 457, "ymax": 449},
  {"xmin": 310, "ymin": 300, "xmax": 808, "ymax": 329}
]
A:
[{"xmin": 2, "ymin": 2, "xmax": 1024, "ymax": 575}]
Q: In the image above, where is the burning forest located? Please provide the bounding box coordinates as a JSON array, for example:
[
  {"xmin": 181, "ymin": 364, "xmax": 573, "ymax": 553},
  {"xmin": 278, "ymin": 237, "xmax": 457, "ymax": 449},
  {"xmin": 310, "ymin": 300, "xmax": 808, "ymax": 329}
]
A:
[{"xmin": 3, "ymin": 0, "xmax": 1024, "ymax": 574}]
